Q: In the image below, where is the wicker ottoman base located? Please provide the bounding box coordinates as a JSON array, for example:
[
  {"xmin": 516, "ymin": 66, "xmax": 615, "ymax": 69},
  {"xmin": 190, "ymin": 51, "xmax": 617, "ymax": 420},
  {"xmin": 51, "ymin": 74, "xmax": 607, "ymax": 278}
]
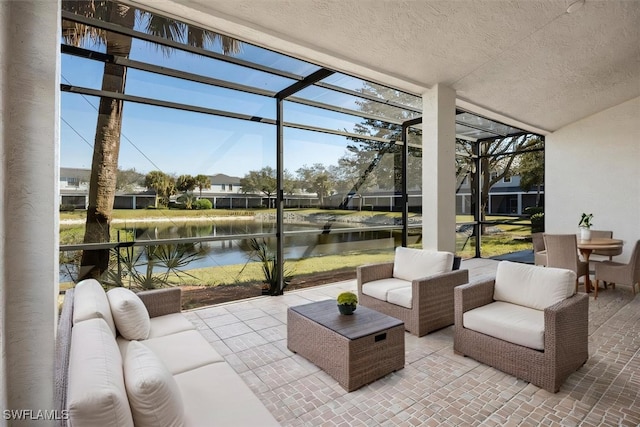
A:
[{"xmin": 287, "ymin": 300, "xmax": 405, "ymax": 392}]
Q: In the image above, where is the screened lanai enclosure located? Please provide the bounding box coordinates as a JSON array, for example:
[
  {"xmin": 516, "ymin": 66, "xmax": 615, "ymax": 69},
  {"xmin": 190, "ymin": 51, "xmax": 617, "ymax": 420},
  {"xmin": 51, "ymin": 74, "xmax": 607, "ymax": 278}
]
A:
[{"xmin": 59, "ymin": 0, "xmax": 543, "ymax": 295}]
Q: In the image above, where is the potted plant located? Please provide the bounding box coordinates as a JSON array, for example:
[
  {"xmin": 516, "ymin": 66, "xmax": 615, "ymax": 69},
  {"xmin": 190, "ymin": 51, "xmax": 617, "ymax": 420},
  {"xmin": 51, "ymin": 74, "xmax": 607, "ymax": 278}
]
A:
[
  {"xmin": 578, "ymin": 213, "xmax": 593, "ymax": 241},
  {"xmin": 337, "ymin": 291, "xmax": 358, "ymax": 315}
]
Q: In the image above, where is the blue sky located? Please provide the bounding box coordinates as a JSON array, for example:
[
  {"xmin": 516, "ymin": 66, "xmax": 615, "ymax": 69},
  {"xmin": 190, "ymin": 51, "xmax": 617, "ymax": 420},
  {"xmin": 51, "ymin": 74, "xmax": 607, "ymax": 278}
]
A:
[{"xmin": 60, "ymin": 37, "xmax": 372, "ymax": 178}]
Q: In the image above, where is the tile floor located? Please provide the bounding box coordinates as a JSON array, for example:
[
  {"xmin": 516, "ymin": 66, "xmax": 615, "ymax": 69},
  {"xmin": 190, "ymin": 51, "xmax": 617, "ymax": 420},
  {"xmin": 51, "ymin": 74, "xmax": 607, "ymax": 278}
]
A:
[{"xmin": 183, "ymin": 259, "xmax": 640, "ymax": 426}]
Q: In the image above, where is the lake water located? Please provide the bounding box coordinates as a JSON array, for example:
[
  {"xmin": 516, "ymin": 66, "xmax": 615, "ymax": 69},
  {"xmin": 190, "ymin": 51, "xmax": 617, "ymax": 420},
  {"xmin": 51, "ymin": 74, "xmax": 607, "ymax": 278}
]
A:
[{"xmin": 60, "ymin": 219, "xmax": 410, "ymax": 282}]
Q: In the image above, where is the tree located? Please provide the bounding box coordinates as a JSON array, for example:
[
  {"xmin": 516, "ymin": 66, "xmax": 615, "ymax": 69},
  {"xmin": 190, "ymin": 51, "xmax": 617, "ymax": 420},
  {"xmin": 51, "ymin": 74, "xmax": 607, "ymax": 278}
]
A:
[
  {"xmin": 457, "ymin": 134, "xmax": 542, "ymax": 227},
  {"xmin": 342, "ymin": 82, "xmax": 422, "ymax": 209},
  {"xmin": 282, "ymin": 170, "xmax": 298, "ymax": 196},
  {"xmin": 176, "ymin": 174, "xmax": 196, "ymax": 193},
  {"xmin": 240, "ymin": 167, "xmax": 277, "ymax": 207},
  {"xmin": 145, "ymin": 171, "xmax": 175, "ymax": 207},
  {"xmin": 516, "ymin": 138, "xmax": 545, "ymax": 207},
  {"xmin": 173, "ymin": 177, "xmax": 201, "ymax": 209},
  {"xmin": 296, "ymin": 164, "xmax": 334, "ymax": 207},
  {"xmin": 116, "ymin": 167, "xmax": 145, "ymax": 192},
  {"xmin": 62, "ymin": 0, "xmax": 241, "ymax": 279},
  {"xmin": 194, "ymin": 174, "xmax": 211, "ymax": 197},
  {"xmin": 177, "ymin": 191, "xmax": 197, "ymax": 210}
]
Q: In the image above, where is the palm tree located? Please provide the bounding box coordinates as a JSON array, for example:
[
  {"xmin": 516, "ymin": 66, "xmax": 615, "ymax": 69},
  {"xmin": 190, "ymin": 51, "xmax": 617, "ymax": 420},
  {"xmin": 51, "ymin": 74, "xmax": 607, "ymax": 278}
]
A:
[
  {"xmin": 145, "ymin": 170, "xmax": 175, "ymax": 207},
  {"xmin": 62, "ymin": 1, "xmax": 240, "ymax": 279},
  {"xmin": 194, "ymin": 174, "xmax": 212, "ymax": 198}
]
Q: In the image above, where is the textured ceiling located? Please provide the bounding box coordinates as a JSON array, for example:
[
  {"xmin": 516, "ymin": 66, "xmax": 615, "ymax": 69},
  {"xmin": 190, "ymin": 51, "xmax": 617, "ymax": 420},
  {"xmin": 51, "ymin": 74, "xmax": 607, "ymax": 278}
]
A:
[{"xmin": 133, "ymin": 0, "xmax": 640, "ymax": 133}]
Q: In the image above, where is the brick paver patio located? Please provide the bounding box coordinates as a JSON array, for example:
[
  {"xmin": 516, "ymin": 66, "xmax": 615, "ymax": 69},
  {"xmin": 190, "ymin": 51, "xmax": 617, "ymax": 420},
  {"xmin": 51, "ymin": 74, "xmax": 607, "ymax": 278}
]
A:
[{"xmin": 183, "ymin": 259, "xmax": 640, "ymax": 426}]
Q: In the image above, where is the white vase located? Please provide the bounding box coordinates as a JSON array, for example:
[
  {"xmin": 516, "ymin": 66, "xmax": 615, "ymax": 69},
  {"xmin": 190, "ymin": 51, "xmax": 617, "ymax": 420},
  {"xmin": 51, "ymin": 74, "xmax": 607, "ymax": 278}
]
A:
[{"xmin": 580, "ymin": 227, "xmax": 592, "ymax": 241}]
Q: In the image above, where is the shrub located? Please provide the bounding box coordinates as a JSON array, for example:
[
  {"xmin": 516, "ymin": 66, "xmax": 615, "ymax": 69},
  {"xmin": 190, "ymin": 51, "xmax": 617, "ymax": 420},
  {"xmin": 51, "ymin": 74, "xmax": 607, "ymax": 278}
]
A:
[
  {"xmin": 59, "ymin": 204, "xmax": 76, "ymax": 212},
  {"xmin": 531, "ymin": 212, "xmax": 545, "ymax": 233},
  {"xmin": 524, "ymin": 206, "xmax": 544, "ymax": 215},
  {"xmin": 194, "ymin": 199, "xmax": 212, "ymax": 210}
]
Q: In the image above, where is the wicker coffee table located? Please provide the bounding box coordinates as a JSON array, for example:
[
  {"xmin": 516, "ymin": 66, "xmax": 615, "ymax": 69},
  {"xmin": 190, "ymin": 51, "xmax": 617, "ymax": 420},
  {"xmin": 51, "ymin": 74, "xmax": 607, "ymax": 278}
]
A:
[{"xmin": 287, "ymin": 299, "xmax": 405, "ymax": 392}]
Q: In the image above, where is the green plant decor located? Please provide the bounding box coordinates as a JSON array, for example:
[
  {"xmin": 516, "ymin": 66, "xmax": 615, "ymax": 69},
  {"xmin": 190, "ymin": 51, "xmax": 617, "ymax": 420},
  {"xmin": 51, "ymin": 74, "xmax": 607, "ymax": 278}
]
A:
[
  {"xmin": 248, "ymin": 238, "xmax": 293, "ymax": 296},
  {"xmin": 337, "ymin": 291, "xmax": 358, "ymax": 315},
  {"xmin": 578, "ymin": 213, "xmax": 594, "ymax": 229},
  {"xmin": 337, "ymin": 291, "xmax": 358, "ymax": 305}
]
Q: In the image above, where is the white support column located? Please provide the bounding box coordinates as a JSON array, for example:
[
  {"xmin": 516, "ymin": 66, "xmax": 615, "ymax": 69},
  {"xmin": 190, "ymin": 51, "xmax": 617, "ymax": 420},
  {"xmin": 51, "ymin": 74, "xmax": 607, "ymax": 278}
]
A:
[
  {"xmin": 421, "ymin": 84, "xmax": 456, "ymax": 252},
  {"xmin": 0, "ymin": 1, "xmax": 60, "ymax": 423}
]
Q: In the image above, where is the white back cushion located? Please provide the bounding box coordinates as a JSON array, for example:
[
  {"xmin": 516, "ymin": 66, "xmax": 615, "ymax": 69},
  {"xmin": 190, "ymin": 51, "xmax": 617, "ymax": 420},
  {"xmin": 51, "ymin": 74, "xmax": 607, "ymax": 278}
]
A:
[
  {"xmin": 107, "ymin": 288, "xmax": 151, "ymax": 340},
  {"xmin": 494, "ymin": 261, "xmax": 576, "ymax": 310},
  {"xmin": 72, "ymin": 278, "xmax": 116, "ymax": 336},
  {"xmin": 67, "ymin": 318, "xmax": 134, "ymax": 427},
  {"xmin": 124, "ymin": 341, "xmax": 185, "ymax": 427},
  {"xmin": 393, "ymin": 247, "xmax": 454, "ymax": 281}
]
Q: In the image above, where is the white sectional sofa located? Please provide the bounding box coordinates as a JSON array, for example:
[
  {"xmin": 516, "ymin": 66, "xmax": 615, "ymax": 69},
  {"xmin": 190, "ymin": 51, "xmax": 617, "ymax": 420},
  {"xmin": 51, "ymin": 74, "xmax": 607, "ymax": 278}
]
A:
[{"xmin": 55, "ymin": 279, "xmax": 280, "ymax": 427}]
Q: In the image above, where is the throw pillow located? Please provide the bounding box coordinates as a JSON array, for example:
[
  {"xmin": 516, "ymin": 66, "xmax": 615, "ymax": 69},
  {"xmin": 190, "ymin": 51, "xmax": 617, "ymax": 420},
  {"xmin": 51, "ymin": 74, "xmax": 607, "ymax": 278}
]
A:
[
  {"xmin": 107, "ymin": 287, "xmax": 151, "ymax": 340},
  {"xmin": 124, "ymin": 341, "xmax": 185, "ymax": 427},
  {"xmin": 72, "ymin": 278, "xmax": 117, "ymax": 336}
]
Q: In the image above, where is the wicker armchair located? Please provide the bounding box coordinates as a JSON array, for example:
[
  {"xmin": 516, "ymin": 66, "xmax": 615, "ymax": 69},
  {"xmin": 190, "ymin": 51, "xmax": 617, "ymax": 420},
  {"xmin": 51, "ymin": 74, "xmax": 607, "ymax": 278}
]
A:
[
  {"xmin": 544, "ymin": 233, "xmax": 589, "ymax": 293},
  {"xmin": 357, "ymin": 248, "xmax": 469, "ymax": 337},
  {"xmin": 532, "ymin": 232, "xmax": 547, "ymax": 266},
  {"xmin": 595, "ymin": 239, "xmax": 640, "ymax": 296},
  {"xmin": 453, "ymin": 261, "xmax": 589, "ymax": 393}
]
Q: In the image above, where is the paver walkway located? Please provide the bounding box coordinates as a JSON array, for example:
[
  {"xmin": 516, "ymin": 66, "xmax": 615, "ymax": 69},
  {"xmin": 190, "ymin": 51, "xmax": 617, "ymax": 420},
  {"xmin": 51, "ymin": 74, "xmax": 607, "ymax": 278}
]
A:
[{"xmin": 183, "ymin": 259, "xmax": 640, "ymax": 426}]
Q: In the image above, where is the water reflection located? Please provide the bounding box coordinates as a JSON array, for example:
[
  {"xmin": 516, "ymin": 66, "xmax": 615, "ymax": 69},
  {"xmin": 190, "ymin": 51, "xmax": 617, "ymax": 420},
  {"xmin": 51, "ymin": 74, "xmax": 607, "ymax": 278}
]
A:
[{"xmin": 60, "ymin": 220, "xmax": 410, "ymax": 282}]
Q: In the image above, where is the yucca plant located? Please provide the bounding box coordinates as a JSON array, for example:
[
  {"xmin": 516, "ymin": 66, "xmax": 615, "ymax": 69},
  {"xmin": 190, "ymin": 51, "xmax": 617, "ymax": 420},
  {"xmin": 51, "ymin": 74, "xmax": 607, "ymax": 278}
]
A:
[
  {"xmin": 247, "ymin": 238, "xmax": 293, "ymax": 296},
  {"xmin": 103, "ymin": 242, "xmax": 204, "ymax": 290}
]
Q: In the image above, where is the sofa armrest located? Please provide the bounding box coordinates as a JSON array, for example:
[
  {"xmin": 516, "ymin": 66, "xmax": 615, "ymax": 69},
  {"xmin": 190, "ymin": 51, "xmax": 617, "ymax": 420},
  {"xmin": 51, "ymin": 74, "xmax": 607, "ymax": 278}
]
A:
[
  {"xmin": 543, "ymin": 293, "xmax": 589, "ymax": 355},
  {"xmin": 137, "ymin": 288, "xmax": 182, "ymax": 318},
  {"xmin": 414, "ymin": 269, "xmax": 469, "ymax": 300},
  {"xmin": 55, "ymin": 289, "xmax": 75, "ymax": 427},
  {"xmin": 454, "ymin": 277, "xmax": 495, "ymax": 326},
  {"xmin": 357, "ymin": 262, "xmax": 394, "ymax": 292}
]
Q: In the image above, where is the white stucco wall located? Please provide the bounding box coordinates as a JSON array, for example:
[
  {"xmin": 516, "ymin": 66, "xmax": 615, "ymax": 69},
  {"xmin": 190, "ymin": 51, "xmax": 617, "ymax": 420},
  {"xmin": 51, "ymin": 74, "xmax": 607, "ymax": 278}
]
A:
[
  {"xmin": 1, "ymin": 1, "xmax": 60, "ymax": 423},
  {"xmin": 546, "ymin": 96, "xmax": 640, "ymax": 261}
]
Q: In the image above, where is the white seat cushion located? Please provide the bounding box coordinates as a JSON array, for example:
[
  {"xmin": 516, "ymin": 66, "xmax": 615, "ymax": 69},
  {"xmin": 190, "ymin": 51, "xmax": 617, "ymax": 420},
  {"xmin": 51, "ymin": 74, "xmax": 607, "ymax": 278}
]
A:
[
  {"xmin": 463, "ymin": 301, "xmax": 545, "ymax": 350},
  {"xmin": 148, "ymin": 313, "xmax": 196, "ymax": 338},
  {"xmin": 393, "ymin": 247, "xmax": 453, "ymax": 281},
  {"xmin": 107, "ymin": 287, "xmax": 151, "ymax": 340},
  {"xmin": 67, "ymin": 318, "xmax": 134, "ymax": 427},
  {"xmin": 72, "ymin": 278, "xmax": 116, "ymax": 336},
  {"xmin": 386, "ymin": 286, "xmax": 412, "ymax": 308},
  {"xmin": 494, "ymin": 261, "xmax": 576, "ymax": 310},
  {"xmin": 124, "ymin": 341, "xmax": 185, "ymax": 427},
  {"xmin": 174, "ymin": 363, "xmax": 280, "ymax": 427},
  {"xmin": 117, "ymin": 330, "xmax": 224, "ymax": 375},
  {"xmin": 362, "ymin": 277, "xmax": 411, "ymax": 301}
]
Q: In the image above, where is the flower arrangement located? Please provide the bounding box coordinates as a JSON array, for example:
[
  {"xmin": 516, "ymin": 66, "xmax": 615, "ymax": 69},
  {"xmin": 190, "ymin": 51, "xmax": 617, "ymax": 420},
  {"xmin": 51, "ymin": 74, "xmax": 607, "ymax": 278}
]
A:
[{"xmin": 578, "ymin": 213, "xmax": 594, "ymax": 229}]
